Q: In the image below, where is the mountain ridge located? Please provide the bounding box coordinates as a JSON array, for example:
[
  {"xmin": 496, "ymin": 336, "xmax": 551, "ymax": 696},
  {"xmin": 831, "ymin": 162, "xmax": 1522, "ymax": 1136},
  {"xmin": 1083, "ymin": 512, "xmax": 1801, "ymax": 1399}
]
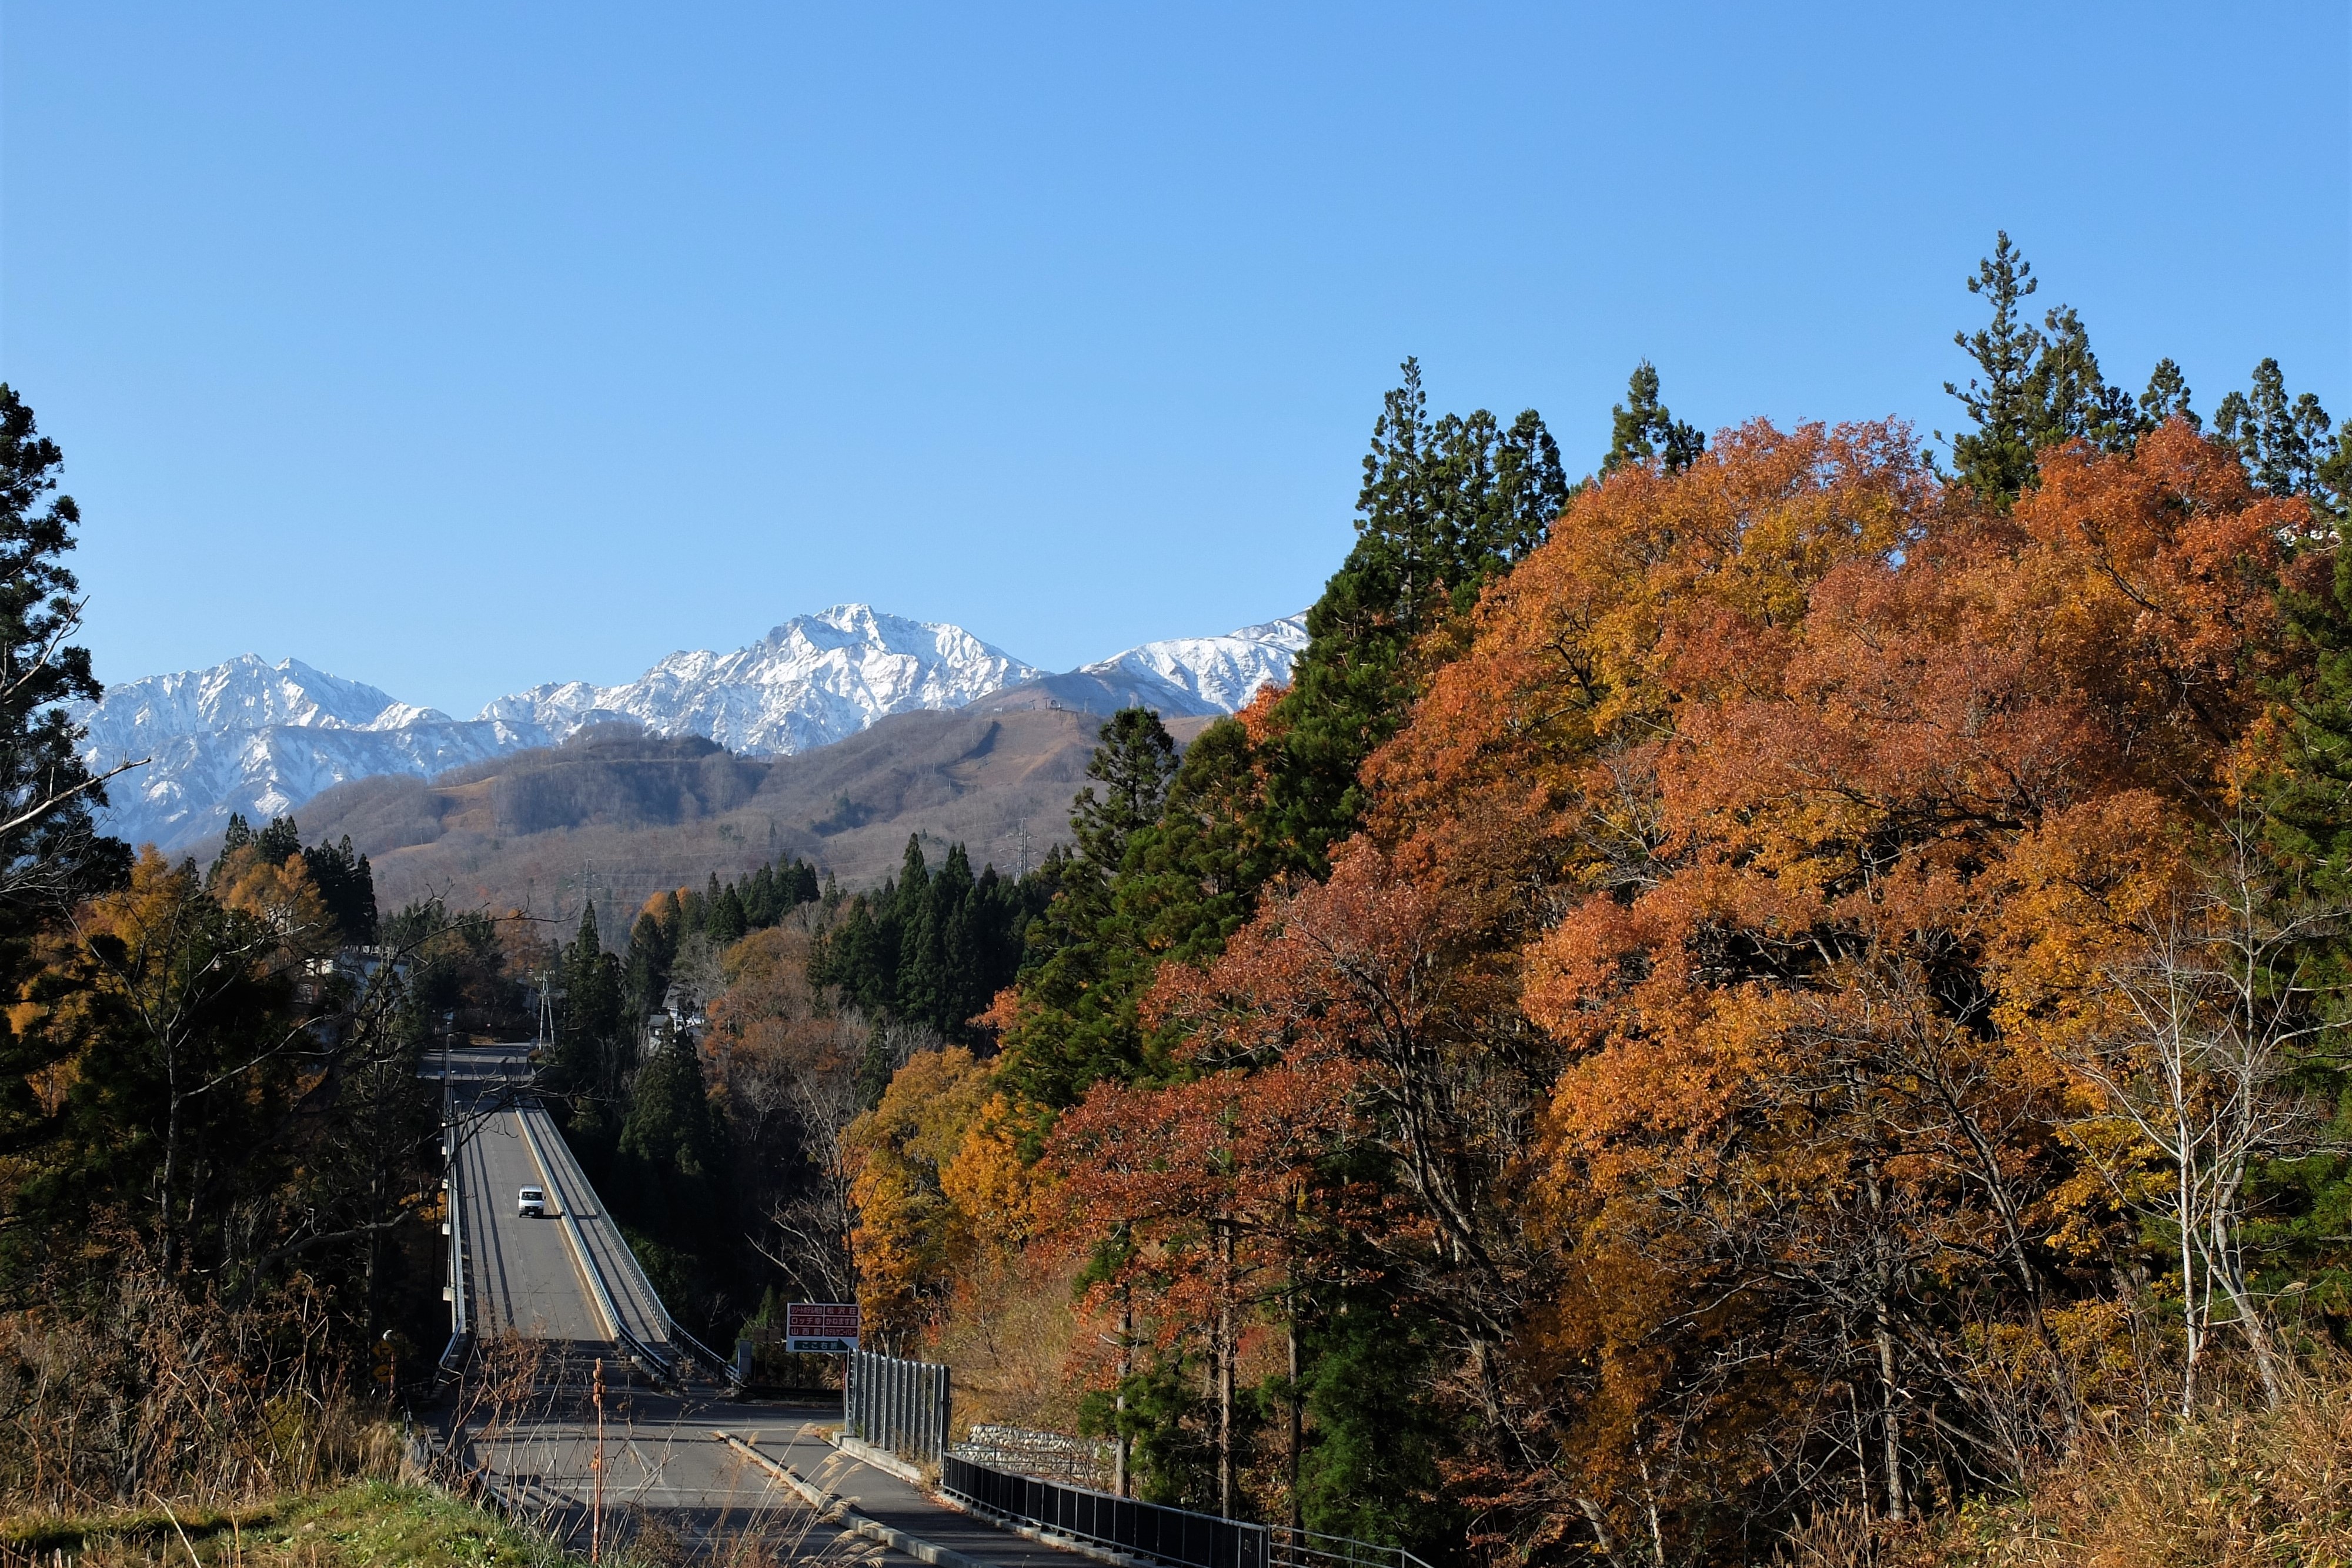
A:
[{"xmin": 76, "ymin": 605, "xmax": 1308, "ymax": 852}]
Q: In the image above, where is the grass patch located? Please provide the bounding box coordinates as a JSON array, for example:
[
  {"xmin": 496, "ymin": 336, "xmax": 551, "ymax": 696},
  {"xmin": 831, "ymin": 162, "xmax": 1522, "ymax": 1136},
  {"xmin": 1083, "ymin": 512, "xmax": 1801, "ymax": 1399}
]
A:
[
  {"xmin": 0, "ymin": 1479, "xmax": 588, "ymax": 1567},
  {"xmin": 1776, "ymin": 1369, "xmax": 2352, "ymax": 1567}
]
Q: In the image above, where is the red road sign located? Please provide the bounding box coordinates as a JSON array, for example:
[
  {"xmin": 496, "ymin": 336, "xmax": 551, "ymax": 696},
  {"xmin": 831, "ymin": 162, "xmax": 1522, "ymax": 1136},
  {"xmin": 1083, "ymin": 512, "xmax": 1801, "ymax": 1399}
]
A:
[{"xmin": 784, "ymin": 1301, "xmax": 859, "ymax": 1352}]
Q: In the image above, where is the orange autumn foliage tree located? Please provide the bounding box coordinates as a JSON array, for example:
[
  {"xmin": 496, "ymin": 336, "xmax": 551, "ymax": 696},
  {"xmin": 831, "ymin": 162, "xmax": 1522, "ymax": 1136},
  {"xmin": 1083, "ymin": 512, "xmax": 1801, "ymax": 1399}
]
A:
[
  {"xmin": 1092, "ymin": 417, "xmax": 2320, "ymax": 1559},
  {"xmin": 849, "ymin": 401, "xmax": 2344, "ymax": 1562},
  {"xmin": 1047, "ymin": 1045, "xmax": 1368, "ymax": 1516},
  {"xmin": 210, "ymin": 841, "xmax": 338, "ymax": 955}
]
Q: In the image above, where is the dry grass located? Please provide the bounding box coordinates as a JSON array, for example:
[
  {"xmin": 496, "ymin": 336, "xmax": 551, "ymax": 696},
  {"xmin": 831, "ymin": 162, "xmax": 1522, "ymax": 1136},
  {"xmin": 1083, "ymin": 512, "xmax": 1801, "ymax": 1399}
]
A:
[
  {"xmin": 924, "ymin": 1245, "xmax": 1087, "ymax": 1437},
  {"xmin": 0, "ymin": 1267, "xmax": 402, "ymax": 1515},
  {"xmin": 1778, "ymin": 1370, "xmax": 2352, "ymax": 1568}
]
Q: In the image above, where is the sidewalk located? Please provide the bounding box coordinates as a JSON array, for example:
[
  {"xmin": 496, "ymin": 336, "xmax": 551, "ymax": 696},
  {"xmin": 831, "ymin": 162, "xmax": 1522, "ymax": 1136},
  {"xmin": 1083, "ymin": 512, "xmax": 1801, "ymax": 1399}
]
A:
[{"xmin": 732, "ymin": 1423, "xmax": 1094, "ymax": 1568}]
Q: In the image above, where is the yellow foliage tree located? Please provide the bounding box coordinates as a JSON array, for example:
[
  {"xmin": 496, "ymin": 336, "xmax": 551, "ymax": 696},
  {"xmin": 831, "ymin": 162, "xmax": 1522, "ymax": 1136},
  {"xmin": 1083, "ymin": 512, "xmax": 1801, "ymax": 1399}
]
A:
[{"xmin": 841, "ymin": 1046, "xmax": 996, "ymax": 1345}]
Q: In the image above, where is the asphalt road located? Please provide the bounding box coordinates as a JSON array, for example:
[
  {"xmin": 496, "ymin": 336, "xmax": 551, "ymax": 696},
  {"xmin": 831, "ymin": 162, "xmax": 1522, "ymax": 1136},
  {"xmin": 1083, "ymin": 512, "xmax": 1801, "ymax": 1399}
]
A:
[
  {"xmin": 446, "ymin": 1044, "xmax": 672, "ymax": 1351},
  {"xmin": 433, "ymin": 1044, "xmax": 1087, "ymax": 1567},
  {"xmin": 463, "ymin": 1391, "xmax": 1093, "ymax": 1567},
  {"xmin": 448, "ymin": 1047, "xmax": 607, "ymax": 1342}
]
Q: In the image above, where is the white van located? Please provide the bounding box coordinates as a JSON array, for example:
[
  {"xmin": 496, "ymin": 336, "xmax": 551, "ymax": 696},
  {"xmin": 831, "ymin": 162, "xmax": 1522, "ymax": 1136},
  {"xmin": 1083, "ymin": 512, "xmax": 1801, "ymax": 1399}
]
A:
[{"xmin": 517, "ymin": 1186, "xmax": 546, "ymax": 1218}]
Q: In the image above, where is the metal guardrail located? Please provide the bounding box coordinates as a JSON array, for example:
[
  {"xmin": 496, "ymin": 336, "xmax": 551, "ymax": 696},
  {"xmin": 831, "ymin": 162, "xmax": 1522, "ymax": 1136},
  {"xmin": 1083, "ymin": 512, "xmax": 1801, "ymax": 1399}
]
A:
[
  {"xmin": 846, "ymin": 1347, "xmax": 951, "ymax": 1464},
  {"xmin": 1267, "ymin": 1527, "xmax": 1436, "ymax": 1568},
  {"xmin": 942, "ymin": 1455, "xmax": 1268, "ymax": 1568},
  {"xmin": 901, "ymin": 1360, "xmax": 1438, "ymax": 1568},
  {"xmin": 438, "ymin": 1087, "xmax": 472, "ymax": 1379},
  {"xmin": 665, "ymin": 1319, "xmax": 741, "ymax": 1385},
  {"xmin": 513, "ymin": 1102, "xmax": 664, "ymax": 1378},
  {"xmin": 524, "ymin": 1099, "xmax": 741, "ymax": 1388},
  {"xmin": 446, "ymin": 1131, "xmax": 468, "ymax": 1337},
  {"xmin": 941, "ymin": 1456, "xmax": 1437, "ymax": 1568}
]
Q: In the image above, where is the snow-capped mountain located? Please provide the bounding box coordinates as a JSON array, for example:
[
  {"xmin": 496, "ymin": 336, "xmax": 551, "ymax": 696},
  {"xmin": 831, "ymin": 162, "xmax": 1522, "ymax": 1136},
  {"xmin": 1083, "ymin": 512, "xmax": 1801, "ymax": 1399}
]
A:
[
  {"xmin": 477, "ymin": 605, "xmax": 1045, "ymax": 755},
  {"xmin": 76, "ymin": 605, "xmax": 1311, "ymax": 852},
  {"xmin": 75, "ymin": 657, "xmax": 548, "ymax": 851},
  {"xmin": 1079, "ymin": 616, "xmax": 1309, "ymax": 715}
]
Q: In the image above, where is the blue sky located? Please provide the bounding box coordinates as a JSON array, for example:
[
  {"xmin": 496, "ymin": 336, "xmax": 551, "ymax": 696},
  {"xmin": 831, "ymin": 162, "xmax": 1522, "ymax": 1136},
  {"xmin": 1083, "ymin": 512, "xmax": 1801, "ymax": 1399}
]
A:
[{"xmin": 4, "ymin": 4, "xmax": 2346, "ymax": 715}]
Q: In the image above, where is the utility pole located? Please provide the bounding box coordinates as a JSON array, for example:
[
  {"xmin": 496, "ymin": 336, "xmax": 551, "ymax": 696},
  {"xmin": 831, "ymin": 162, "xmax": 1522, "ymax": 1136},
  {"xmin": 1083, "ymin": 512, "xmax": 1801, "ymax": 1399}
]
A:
[{"xmin": 536, "ymin": 968, "xmax": 556, "ymax": 1059}]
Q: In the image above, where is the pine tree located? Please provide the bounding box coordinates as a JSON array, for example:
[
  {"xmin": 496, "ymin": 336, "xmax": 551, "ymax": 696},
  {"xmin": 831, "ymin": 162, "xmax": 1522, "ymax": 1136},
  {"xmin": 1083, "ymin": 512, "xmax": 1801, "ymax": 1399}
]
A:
[
  {"xmin": 624, "ymin": 901, "xmax": 678, "ymax": 1024},
  {"xmin": 998, "ymin": 710, "xmax": 1183, "ymax": 1107},
  {"xmin": 1601, "ymin": 360, "xmax": 1705, "ymax": 475},
  {"xmin": 709, "ymin": 881, "xmax": 749, "ymax": 945},
  {"xmin": 252, "ymin": 815, "xmax": 302, "ymax": 865},
  {"xmin": 613, "ymin": 1024, "xmax": 731, "ymax": 1323},
  {"xmin": 741, "ymin": 863, "xmax": 780, "ymax": 928},
  {"xmin": 2140, "ymin": 357, "xmax": 2200, "ymax": 430},
  {"xmin": 808, "ymin": 894, "xmax": 894, "ymax": 1019},
  {"xmin": 1260, "ymin": 363, "xmax": 1568, "ymax": 873},
  {"xmin": 2023, "ymin": 306, "xmax": 2141, "ymax": 453},
  {"xmin": 1943, "ymin": 233, "xmax": 2151, "ymax": 503},
  {"xmin": 617, "ymin": 1031, "xmax": 725, "ymax": 1230},
  {"xmin": 1295, "ymin": 1293, "xmax": 1462, "ymax": 1553},
  {"xmin": 557, "ymin": 904, "xmax": 626, "ymax": 1106},
  {"xmin": 891, "ymin": 836, "xmax": 931, "ymax": 928},
  {"xmin": 0, "ymin": 385, "xmax": 125, "ymax": 927},
  {"xmin": 300, "ymin": 834, "xmax": 377, "ymax": 945},
  {"xmin": 2215, "ymin": 359, "xmax": 2337, "ymax": 500},
  {"xmin": 1072, "ymin": 713, "xmax": 1177, "ymax": 875},
  {"xmin": 1944, "ymin": 232, "xmax": 2047, "ymax": 504},
  {"xmin": 898, "ymin": 841, "xmax": 983, "ymax": 1037},
  {"xmin": 1121, "ymin": 716, "xmax": 1267, "ymax": 966},
  {"xmin": 2320, "ymin": 423, "xmax": 2352, "ymax": 525}
]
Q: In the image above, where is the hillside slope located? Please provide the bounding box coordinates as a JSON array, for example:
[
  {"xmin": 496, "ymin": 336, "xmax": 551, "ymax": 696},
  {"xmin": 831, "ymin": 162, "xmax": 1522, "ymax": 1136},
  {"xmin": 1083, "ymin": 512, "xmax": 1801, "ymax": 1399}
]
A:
[
  {"xmin": 300, "ymin": 708, "xmax": 1212, "ymax": 933},
  {"xmin": 83, "ymin": 609, "xmax": 1301, "ymax": 854}
]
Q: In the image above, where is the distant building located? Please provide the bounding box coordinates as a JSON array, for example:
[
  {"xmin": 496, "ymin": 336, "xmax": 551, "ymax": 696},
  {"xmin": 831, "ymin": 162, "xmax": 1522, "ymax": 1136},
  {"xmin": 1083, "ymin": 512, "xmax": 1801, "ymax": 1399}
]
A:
[{"xmin": 644, "ymin": 978, "xmax": 708, "ymax": 1055}]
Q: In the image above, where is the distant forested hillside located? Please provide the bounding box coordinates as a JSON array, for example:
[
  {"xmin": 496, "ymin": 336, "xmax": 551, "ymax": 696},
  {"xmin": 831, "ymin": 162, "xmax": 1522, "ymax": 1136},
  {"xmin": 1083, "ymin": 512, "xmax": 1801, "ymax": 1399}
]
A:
[{"xmin": 292, "ymin": 704, "xmax": 1213, "ymax": 934}]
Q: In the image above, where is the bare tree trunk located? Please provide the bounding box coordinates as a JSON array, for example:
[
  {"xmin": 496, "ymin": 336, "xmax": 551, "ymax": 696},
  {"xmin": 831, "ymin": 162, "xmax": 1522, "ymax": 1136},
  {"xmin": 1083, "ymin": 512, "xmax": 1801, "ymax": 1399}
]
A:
[
  {"xmin": 1287, "ymin": 1288, "xmax": 1302, "ymax": 1535},
  {"xmin": 161, "ymin": 1080, "xmax": 183, "ymax": 1275},
  {"xmin": 1876, "ymin": 1311, "xmax": 1906, "ymax": 1523},
  {"xmin": 1115, "ymin": 1288, "xmax": 1132, "ymax": 1499},
  {"xmin": 1215, "ymin": 1215, "xmax": 1235, "ymax": 1519},
  {"xmin": 1575, "ymin": 1496, "xmax": 1631, "ymax": 1568},
  {"xmin": 2206, "ymin": 1203, "xmax": 2287, "ymax": 1409},
  {"xmin": 2179, "ymin": 1113, "xmax": 2202, "ymax": 1417}
]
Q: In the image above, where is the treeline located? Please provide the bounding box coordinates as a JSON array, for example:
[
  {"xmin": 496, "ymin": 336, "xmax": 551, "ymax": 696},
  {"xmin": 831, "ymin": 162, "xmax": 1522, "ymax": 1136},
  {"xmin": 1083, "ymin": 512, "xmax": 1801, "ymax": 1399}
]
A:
[
  {"xmin": 0, "ymin": 388, "xmax": 557, "ymax": 1507},
  {"xmin": 834, "ymin": 234, "xmax": 2352, "ymax": 1566},
  {"xmin": 547, "ymin": 854, "xmax": 826, "ymax": 1102},
  {"xmin": 216, "ymin": 810, "xmax": 379, "ymax": 945},
  {"xmin": 534, "ymin": 854, "xmax": 824, "ymax": 1326},
  {"xmin": 529, "ymin": 839, "xmax": 1052, "ymax": 1340},
  {"xmin": 810, "ymin": 836, "xmax": 1060, "ymax": 1060}
]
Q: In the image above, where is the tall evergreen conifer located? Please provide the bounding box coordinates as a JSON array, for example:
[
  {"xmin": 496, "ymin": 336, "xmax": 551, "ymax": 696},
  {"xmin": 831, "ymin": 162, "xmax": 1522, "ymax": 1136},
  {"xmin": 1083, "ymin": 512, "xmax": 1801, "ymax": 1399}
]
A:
[
  {"xmin": 1943, "ymin": 232, "xmax": 2149, "ymax": 504},
  {"xmin": 1260, "ymin": 362, "xmax": 1568, "ymax": 873},
  {"xmin": 0, "ymin": 385, "xmax": 127, "ymax": 928},
  {"xmin": 2216, "ymin": 358, "xmax": 2343, "ymax": 504},
  {"xmin": 997, "ymin": 710, "xmax": 1182, "ymax": 1106},
  {"xmin": 1601, "ymin": 360, "xmax": 1705, "ymax": 474},
  {"xmin": 1944, "ymin": 232, "xmax": 2047, "ymax": 503}
]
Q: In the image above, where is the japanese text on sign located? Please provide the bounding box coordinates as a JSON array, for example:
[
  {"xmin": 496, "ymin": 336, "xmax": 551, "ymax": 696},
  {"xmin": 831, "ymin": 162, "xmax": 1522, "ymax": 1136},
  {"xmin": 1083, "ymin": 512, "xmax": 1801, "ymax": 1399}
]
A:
[{"xmin": 784, "ymin": 1301, "xmax": 859, "ymax": 1353}]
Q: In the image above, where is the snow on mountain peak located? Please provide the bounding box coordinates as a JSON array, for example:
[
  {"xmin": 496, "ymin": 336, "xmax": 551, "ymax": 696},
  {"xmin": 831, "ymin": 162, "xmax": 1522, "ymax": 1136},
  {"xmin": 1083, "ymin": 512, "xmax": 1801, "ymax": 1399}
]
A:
[
  {"xmin": 76, "ymin": 654, "xmax": 406, "ymax": 754},
  {"xmin": 1079, "ymin": 614, "xmax": 1309, "ymax": 714},
  {"xmin": 72, "ymin": 655, "xmax": 540, "ymax": 851},
  {"xmin": 77, "ymin": 605, "xmax": 1314, "ymax": 852},
  {"xmin": 476, "ymin": 603, "xmax": 1047, "ymax": 757}
]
